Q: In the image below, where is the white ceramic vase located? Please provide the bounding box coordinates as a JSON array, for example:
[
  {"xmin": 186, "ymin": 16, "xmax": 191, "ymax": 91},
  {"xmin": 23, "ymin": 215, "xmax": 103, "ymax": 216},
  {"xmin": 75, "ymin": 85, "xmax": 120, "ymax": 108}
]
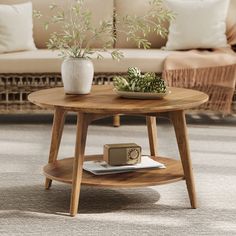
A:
[{"xmin": 61, "ymin": 58, "xmax": 94, "ymax": 94}]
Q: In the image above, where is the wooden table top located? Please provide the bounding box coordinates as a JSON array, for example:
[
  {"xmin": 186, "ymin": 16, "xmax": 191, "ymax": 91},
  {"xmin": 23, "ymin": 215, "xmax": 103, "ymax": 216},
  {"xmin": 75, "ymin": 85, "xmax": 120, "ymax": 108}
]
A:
[{"xmin": 28, "ymin": 85, "xmax": 208, "ymax": 114}]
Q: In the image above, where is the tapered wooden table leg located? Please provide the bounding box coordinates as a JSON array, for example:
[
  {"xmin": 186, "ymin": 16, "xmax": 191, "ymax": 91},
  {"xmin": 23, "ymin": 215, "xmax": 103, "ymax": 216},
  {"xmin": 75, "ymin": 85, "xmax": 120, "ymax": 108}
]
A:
[
  {"xmin": 45, "ymin": 108, "xmax": 66, "ymax": 190},
  {"xmin": 70, "ymin": 112, "xmax": 90, "ymax": 216},
  {"xmin": 113, "ymin": 115, "xmax": 121, "ymax": 127},
  {"xmin": 169, "ymin": 110, "xmax": 197, "ymax": 209},
  {"xmin": 146, "ymin": 116, "xmax": 158, "ymax": 156}
]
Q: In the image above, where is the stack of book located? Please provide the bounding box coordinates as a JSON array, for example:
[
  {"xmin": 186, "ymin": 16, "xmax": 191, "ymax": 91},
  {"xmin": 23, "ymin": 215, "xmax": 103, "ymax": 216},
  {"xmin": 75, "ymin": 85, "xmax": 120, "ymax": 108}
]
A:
[{"xmin": 83, "ymin": 155, "xmax": 165, "ymax": 175}]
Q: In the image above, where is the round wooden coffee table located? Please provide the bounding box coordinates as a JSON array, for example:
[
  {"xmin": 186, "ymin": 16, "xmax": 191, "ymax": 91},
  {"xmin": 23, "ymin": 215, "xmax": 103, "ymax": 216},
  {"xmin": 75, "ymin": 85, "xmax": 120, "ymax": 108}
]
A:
[{"xmin": 28, "ymin": 85, "xmax": 208, "ymax": 216}]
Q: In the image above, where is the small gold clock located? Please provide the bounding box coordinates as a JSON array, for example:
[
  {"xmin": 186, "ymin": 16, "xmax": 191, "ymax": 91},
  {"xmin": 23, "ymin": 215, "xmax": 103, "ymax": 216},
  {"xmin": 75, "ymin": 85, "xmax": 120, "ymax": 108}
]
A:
[{"xmin": 103, "ymin": 143, "xmax": 142, "ymax": 166}]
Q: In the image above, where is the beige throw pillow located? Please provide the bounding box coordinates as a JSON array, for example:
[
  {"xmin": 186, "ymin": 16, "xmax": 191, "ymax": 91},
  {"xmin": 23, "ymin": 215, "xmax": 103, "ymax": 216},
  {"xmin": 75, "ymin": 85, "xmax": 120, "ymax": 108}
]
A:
[
  {"xmin": 164, "ymin": 0, "xmax": 230, "ymax": 50},
  {"xmin": 0, "ymin": 2, "xmax": 36, "ymax": 53}
]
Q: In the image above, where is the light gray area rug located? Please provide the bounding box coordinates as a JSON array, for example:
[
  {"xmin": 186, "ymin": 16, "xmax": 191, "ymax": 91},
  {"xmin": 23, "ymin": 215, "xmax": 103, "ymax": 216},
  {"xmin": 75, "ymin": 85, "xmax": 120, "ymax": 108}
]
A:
[{"xmin": 0, "ymin": 119, "xmax": 236, "ymax": 236}]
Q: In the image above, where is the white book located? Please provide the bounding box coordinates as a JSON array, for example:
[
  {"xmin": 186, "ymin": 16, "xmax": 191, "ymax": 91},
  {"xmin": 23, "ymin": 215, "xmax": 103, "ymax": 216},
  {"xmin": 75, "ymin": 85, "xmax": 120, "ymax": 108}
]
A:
[{"xmin": 83, "ymin": 156, "xmax": 166, "ymax": 175}]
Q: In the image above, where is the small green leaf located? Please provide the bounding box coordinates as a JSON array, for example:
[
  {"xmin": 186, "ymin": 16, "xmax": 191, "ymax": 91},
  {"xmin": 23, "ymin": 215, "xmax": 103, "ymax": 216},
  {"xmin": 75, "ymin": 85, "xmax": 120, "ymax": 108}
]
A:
[
  {"xmin": 97, "ymin": 54, "xmax": 104, "ymax": 60},
  {"xmin": 33, "ymin": 10, "xmax": 42, "ymax": 19},
  {"xmin": 44, "ymin": 22, "xmax": 49, "ymax": 30},
  {"xmin": 49, "ymin": 4, "xmax": 57, "ymax": 10}
]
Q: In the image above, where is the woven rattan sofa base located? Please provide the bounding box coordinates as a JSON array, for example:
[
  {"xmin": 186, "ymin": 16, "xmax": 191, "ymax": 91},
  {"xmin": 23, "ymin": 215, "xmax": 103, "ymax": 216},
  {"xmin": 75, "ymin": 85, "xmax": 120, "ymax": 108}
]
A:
[
  {"xmin": 0, "ymin": 73, "xmax": 116, "ymax": 114},
  {"xmin": 0, "ymin": 73, "xmax": 235, "ymax": 114}
]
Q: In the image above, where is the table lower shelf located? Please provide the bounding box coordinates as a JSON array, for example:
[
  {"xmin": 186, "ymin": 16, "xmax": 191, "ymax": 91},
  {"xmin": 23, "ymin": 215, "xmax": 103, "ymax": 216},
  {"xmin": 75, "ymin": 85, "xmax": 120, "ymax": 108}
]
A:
[{"xmin": 43, "ymin": 155, "xmax": 184, "ymax": 188}]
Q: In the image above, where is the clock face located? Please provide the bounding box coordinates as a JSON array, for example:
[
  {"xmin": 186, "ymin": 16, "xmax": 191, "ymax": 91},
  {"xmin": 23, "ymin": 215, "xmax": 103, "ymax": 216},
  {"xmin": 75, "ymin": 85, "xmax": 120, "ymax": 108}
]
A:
[{"xmin": 127, "ymin": 148, "xmax": 139, "ymax": 160}]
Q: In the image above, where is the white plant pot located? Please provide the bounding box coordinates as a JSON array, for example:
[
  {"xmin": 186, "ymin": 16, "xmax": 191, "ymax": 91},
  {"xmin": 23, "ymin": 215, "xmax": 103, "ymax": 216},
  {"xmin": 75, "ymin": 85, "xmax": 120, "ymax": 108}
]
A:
[{"xmin": 61, "ymin": 58, "xmax": 94, "ymax": 94}]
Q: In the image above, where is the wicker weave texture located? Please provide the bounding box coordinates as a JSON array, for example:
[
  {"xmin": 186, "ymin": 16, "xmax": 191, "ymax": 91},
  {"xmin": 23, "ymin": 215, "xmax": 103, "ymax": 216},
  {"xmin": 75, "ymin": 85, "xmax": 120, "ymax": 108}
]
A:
[
  {"xmin": 0, "ymin": 73, "xmax": 115, "ymax": 113},
  {"xmin": 0, "ymin": 73, "xmax": 235, "ymax": 114}
]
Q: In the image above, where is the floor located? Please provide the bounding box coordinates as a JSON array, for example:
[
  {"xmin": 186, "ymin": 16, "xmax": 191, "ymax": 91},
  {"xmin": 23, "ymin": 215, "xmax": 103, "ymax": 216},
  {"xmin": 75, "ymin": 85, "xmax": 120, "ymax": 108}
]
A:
[{"xmin": 0, "ymin": 114, "xmax": 235, "ymax": 235}]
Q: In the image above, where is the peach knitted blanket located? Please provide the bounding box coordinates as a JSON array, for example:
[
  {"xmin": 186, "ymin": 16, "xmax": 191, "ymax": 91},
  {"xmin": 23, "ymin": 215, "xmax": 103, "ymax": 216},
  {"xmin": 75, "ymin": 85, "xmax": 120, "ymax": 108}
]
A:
[{"xmin": 163, "ymin": 25, "xmax": 236, "ymax": 114}]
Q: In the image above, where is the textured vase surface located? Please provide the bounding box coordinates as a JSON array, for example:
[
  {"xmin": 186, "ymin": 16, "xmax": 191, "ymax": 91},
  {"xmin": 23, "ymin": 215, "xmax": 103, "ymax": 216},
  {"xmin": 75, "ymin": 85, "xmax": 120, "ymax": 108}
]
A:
[{"xmin": 61, "ymin": 58, "xmax": 94, "ymax": 94}]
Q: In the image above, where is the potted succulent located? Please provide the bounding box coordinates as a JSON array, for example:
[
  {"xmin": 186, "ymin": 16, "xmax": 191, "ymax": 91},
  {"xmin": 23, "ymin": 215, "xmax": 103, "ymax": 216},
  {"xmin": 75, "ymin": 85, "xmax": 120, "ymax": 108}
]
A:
[
  {"xmin": 113, "ymin": 67, "xmax": 168, "ymax": 99},
  {"xmin": 34, "ymin": 0, "xmax": 173, "ymax": 94}
]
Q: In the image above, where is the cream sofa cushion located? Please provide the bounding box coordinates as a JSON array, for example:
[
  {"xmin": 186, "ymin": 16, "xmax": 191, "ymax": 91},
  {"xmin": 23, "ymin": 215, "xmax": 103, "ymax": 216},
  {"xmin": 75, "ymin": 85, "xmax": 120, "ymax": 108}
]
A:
[
  {"xmin": 94, "ymin": 49, "xmax": 171, "ymax": 73},
  {"xmin": 0, "ymin": 50, "xmax": 62, "ymax": 73},
  {"xmin": 164, "ymin": 0, "xmax": 229, "ymax": 50},
  {"xmin": 0, "ymin": 49, "xmax": 171, "ymax": 73},
  {"xmin": 227, "ymin": 0, "xmax": 236, "ymax": 45},
  {"xmin": 0, "ymin": 2, "xmax": 36, "ymax": 53},
  {"xmin": 0, "ymin": 0, "xmax": 114, "ymax": 49},
  {"xmin": 114, "ymin": 0, "xmax": 169, "ymax": 49}
]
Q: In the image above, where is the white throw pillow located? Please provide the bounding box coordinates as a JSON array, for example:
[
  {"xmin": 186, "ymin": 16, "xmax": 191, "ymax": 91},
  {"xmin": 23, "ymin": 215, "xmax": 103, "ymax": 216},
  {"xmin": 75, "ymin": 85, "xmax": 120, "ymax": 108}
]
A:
[
  {"xmin": 164, "ymin": 0, "xmax": 230, "ymax": 50},
  {"xmin": 0, "ymin": 2, "xmax": 36, "ymax": 53}
]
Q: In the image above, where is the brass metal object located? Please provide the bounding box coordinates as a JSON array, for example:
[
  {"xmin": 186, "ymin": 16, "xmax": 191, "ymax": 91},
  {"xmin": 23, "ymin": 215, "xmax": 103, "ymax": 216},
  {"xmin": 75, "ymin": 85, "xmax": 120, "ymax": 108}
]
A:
[{"xmin": 103, "ymin": 143, "xmax": 142, "ymax": 166}]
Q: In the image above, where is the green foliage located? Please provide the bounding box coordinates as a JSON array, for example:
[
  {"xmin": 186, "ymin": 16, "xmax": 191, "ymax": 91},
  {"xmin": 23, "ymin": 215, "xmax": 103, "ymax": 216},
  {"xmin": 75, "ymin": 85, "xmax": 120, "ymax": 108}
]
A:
[
  {"xmin": 34, "ymin": 0, "xmax": 174, "ymax": 60},
  {"xmin": 113, "ymin": 67, "xmax": 167, "ymax": 93},
  {"xmin": 117, "ymin": 0, "xmax": 175, "ymax": 49}
]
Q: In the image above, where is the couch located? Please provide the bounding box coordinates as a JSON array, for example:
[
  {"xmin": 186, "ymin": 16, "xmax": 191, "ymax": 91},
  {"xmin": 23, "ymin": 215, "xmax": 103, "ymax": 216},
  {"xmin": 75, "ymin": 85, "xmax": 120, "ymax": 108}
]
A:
[{"xmin": 0, "ymin": 0, "xmax": 236, "ymax": 119}]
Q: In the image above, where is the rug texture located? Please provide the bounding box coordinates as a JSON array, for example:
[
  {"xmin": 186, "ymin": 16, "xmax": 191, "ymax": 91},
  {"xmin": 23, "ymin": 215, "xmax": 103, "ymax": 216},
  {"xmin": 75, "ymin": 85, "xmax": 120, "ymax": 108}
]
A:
[{"xmin": 0, "ymin": 119, "xmax": 236, "ymax": 236}]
